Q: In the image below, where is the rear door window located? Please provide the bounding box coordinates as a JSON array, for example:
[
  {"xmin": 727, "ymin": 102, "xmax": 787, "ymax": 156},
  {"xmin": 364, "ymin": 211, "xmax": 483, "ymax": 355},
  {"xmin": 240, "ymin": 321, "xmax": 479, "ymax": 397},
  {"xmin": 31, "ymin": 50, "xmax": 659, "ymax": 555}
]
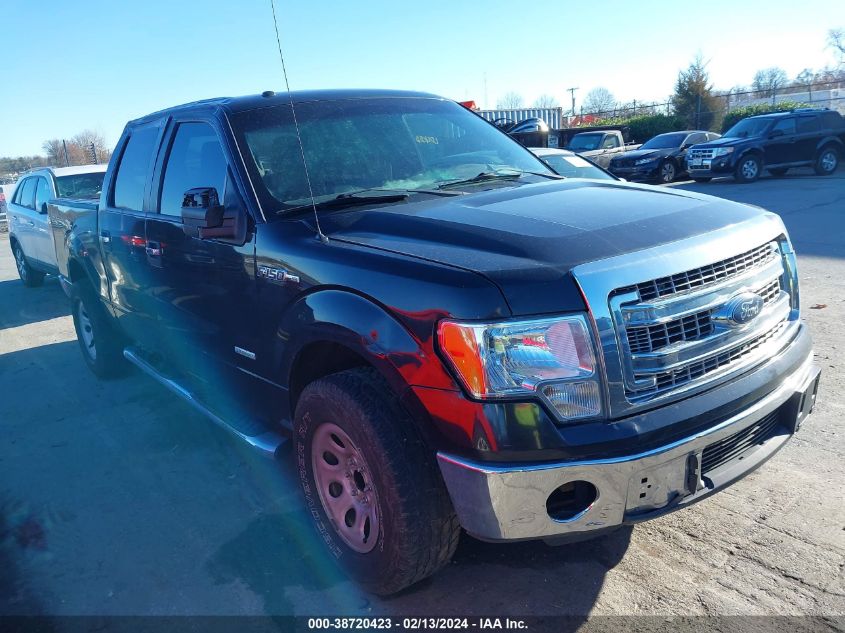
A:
[
  {"xmin": 772, "ymin": 118, "xmax": 796, "ymax": 135},
  {"xmin": 15, "ymin": 178, "xmax": 36, "ymax": 209},
  {"xmin": 34, "ymin": 177, "xmax": 52, "ymax": 212},
  {"xmin": 112, "ymin": 125, "xmax": 161, "ymax": 211},
  {"xmin": 158, "ymin": 122, "xmax": 228, "ymax": 217},
  {"xmin": 796, "ymin": 116, "xmax": 821, "ymax": 134},
  {"xmin": 602, "ymin": 135, "xmax": 620, "ymax": 149}
]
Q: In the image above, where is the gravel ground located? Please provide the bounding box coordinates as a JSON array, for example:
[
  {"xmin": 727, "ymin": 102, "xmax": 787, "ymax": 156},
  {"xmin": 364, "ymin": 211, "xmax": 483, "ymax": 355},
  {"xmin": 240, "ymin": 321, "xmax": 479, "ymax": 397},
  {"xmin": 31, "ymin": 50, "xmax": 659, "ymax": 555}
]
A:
[{"xmin": 0, "ymin": 169, "xmax": 843, "ymax": 629}]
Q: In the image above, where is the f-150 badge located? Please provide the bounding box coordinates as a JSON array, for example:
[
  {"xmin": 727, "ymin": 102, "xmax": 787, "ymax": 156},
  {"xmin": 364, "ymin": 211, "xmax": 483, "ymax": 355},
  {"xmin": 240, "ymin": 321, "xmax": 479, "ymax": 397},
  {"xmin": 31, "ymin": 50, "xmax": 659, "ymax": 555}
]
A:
[{"xmin": 258, "ymin": 265, "xmax": 300, "ymax": 284}]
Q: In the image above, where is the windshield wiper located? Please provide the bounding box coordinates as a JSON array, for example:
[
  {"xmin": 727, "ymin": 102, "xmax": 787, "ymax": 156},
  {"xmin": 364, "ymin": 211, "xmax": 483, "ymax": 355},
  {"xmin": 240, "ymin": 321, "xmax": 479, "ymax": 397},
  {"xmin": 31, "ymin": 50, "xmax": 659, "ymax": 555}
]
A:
[
  {"xmin": 277, "ymin": 188, "xmax": 462, "ymax": 215},
  {"xmin": 437, "ymin": 169, "xmax": 561, "ymax": 190}
]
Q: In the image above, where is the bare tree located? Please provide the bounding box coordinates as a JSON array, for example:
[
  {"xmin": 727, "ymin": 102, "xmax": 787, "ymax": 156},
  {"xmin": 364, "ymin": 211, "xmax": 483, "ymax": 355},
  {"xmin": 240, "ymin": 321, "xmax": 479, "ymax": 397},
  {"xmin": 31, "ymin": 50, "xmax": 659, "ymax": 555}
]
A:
[
  {"xmin": 581, "ymin": 87, "xmax": 616, "ymax": 114},
  {"xmin": 71, "ymin": 129, "xmax": 112, "ymax": 163},
  {"xmin": 497, "ymin": 91, "xmax": 524, "ymax": 109},
  {"xmin": 752, "ymin": 67, "xmax": 788, "ymax": 97},
  {"xmin": 532, "ymin": 94, "xmax": 559, "ymax": 108},
  {"xmin": 42, "ymin": 139, "xmax": 68, "ymax": 166},
  {"xmin": 828, "ymin": 28, "xmax": 845, "ymax": 57}
]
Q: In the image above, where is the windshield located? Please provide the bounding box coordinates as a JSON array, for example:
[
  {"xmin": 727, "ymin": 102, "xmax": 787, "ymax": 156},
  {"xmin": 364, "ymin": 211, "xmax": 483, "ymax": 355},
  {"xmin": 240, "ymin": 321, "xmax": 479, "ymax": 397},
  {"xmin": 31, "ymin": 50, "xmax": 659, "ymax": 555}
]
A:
[
  {"xmin": 540, "ymin": 153, "xmax": 615, "ymax": 180},
  {"xmin": 723, "ymin": 118, "xmax": 772, "ymax": 139},
  {"xmin": 55, "ymin": 172, "xmax": 106, "ymax": 199},
  {"xmin": 640, "ymin": 132, "xmax": 687, "ymax": 150},
  {"xmin": 230, "ymin": 98, "xmax": 552, "ymax": 214},
  {"xmin": 567, "ymin": 133, "xmax": 604, "ymax": 151}
]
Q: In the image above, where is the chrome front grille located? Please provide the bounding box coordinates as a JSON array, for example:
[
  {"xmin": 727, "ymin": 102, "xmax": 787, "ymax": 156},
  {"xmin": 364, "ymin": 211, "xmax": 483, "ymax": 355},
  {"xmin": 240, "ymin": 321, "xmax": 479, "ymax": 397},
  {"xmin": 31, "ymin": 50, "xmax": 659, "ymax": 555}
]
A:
[
  {"xmin": 627, "ymin": 278, "xmax": 781, "ymax": 355},
  {"xmin": 630, "ymin": 320, "xmax": 787, "ymax": 400},
  {"xmin": 688, "ymin": 148, "xmax": 714, "ymax": 161},
  {"xmin": 636, "ymin": 242, "xmax": 778, "ymax": 301},
  {"xmin": 572, "ymin": 215, "xmax": 801, "ymax": 417}
]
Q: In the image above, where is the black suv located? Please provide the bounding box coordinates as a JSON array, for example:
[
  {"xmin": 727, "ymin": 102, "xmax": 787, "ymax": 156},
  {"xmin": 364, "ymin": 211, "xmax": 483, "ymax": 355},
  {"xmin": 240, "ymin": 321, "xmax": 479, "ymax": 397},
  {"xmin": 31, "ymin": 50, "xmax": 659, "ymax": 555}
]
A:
[{"xmin": 687, "ymin": 109, "xmax": 845, "ymax": 183}]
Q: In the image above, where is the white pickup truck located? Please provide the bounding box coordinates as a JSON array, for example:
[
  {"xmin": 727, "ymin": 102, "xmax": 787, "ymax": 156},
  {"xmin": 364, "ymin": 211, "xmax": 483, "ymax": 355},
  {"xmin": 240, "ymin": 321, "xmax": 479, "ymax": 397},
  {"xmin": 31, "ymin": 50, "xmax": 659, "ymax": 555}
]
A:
[
  {"xmin": 7, "ymin": 165, "xmax": 106, "ymax": 287},
  {"xmin": 567, "ymin": 130, "xmax": 641, "ymax": 168}
]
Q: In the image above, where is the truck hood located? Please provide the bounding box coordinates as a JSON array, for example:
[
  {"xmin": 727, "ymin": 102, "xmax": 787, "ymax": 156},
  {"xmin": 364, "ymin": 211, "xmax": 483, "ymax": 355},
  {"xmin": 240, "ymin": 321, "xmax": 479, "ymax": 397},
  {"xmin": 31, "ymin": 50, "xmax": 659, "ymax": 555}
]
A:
[{"xmin": 320, "ymin": 179, "xmax": 765, "ymax": 315}]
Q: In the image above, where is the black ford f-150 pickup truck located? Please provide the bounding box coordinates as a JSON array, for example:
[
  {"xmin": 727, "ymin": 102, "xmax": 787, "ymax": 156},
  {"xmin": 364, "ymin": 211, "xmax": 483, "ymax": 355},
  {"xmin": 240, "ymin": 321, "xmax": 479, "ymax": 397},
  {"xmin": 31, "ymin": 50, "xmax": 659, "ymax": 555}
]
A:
[{"xmin": 52, "ymin": 89, "xmax": 821, "ymax": 595}]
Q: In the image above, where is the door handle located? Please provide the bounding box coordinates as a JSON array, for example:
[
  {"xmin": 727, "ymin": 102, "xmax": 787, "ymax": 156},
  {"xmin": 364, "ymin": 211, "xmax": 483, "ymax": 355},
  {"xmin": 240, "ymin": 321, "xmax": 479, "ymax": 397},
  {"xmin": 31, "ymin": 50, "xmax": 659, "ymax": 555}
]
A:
[{"xmin": 100, "ymin": 230, "xmax": 111, "ymax": 243}]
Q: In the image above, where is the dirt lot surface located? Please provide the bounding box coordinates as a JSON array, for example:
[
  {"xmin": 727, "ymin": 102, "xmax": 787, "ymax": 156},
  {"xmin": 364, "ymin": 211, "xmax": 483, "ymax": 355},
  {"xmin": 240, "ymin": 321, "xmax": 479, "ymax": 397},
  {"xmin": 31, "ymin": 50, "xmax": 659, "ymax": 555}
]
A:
[{"xmin": 0, "ymin": 169, "xmax": 843, "ymax": 629}]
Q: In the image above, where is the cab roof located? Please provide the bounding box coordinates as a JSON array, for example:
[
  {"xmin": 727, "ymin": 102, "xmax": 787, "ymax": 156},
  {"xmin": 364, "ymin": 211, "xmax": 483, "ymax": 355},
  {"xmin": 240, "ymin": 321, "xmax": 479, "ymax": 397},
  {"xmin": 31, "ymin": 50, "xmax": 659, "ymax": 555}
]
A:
[{"xmin": 130, "ymin": 89, "xmax": 445, "ymax": 125}]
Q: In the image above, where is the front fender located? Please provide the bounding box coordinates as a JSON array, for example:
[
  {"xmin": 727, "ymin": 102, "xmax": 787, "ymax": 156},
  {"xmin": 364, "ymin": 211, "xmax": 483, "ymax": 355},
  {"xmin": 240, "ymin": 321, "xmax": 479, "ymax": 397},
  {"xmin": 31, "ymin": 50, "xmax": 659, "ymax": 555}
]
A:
[{"xmin": 275, "ymin": 289, "xmax": 457, "ymax": 395}]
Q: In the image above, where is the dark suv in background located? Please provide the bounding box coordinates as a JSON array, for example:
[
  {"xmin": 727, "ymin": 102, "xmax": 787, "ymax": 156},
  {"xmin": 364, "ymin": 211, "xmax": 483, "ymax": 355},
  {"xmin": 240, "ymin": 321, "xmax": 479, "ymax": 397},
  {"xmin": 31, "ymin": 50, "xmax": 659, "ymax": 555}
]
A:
[{"xmin": 687, "ymin": 109, "xmax": 845, "ymax": 183}]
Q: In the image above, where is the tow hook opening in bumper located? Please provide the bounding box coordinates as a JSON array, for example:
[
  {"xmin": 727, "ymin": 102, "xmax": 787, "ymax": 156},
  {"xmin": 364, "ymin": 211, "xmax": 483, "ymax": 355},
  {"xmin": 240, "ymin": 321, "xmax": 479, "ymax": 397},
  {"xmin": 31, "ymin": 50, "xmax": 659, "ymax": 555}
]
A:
[{"xmin": 546, "ymin": 481, "xmax": 597, "ymax": 522}]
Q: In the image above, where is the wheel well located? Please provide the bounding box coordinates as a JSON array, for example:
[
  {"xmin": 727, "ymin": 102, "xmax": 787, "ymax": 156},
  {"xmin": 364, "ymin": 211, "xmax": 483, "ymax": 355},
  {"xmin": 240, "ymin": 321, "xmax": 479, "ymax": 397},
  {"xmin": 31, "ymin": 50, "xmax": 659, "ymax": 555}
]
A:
[
  {"xmin": 288, "ymin": 341, "xmax": 370, "ymax": 416},
  {"xmin": 9, "ymin": 234, "xmax": 19, "ymax": 251}
]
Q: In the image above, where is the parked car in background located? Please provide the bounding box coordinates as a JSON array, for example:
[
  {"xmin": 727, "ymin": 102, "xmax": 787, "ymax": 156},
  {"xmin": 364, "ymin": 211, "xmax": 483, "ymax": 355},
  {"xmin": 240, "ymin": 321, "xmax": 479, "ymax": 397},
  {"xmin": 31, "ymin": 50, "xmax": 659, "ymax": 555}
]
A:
[
  {"xmin": 609, "ymin": 130, "xmax": 721, "ymax": 183},
  {"xmin": 686, "ymin": 109, "xmax": 845, "ymax": 183},
  {"xmin": 566, "ymin": 130, "xmax": 641, "ymax": 168},
  {"xmin": 529, "ymin": 147, "xmax": 617, "ymax": 180},
  {"xmin": 8, "ymin": 165, "xmax": 107, "ymax": 286}
]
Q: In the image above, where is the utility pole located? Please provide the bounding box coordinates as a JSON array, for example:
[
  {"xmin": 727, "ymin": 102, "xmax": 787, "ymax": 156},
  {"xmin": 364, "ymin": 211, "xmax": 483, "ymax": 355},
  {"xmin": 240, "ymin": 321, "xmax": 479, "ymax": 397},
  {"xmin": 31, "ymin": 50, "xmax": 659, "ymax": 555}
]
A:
[
  {"xmin": 62, "ymin": 140, "xmax": 70, "ymax": 167},
  {"xmin": 566, "ymin": 87, "xmax": 578, "ymax": 117},
  {"xmin": 695, "ymin": 95, "xmax": 702, "ymax": 129}
]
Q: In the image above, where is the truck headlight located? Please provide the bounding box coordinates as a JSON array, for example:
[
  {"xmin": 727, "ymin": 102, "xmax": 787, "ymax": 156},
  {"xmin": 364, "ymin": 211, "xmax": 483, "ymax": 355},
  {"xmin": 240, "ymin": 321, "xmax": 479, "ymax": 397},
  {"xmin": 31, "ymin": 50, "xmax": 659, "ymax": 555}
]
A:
[
  {"xmin": 634, "ymin": 157, "xmax": 656, "ymax": 166},
  {"xmin": 438, "ymin": 315, "xmax": 603, "ymax": 422},
  {"xmin": 712, "ymin": 147, "xmax": 734, "ymax": 158}
]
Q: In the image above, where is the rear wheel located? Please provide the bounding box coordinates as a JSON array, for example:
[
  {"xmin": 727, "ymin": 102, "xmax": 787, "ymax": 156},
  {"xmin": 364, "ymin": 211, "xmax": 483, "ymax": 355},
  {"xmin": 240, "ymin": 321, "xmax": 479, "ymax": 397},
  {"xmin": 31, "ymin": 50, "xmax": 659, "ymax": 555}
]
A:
[
  {"xmin": 13, "ymin": 242, "xmax": 44, "ymax": 288},
  {"xmin": 734, "ymin": 154, "xmax": 761, "ymax": 183},
  {"xmin": 295, "ymin": 367, "xmax": 460, "ymax": 595},
  {"xmin": 814, "ymin": 146, "xmax": 839, "ymax": 176},
  {"xmin": 658, "ymin": 160, "xmax": 676, "ymax": 184},
  {"xmin": 70, "ymin": 281, "xmax": 126, "ymax": 379},
  {"xmin": 769, "ymin": 167, "xmax": 789, "ymax": 177}
]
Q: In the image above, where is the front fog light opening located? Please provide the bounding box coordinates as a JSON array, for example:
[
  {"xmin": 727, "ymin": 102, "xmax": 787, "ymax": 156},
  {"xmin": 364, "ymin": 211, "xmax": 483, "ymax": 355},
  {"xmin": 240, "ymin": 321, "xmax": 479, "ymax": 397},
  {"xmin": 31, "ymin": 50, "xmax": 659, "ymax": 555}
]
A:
[
  {"xmin": 541, "ymin": 380, "xmax": 601, "ymax": 421},
  {"xmin": 546, "ymin": 480, "xmax": 598, "ymax": 521}
]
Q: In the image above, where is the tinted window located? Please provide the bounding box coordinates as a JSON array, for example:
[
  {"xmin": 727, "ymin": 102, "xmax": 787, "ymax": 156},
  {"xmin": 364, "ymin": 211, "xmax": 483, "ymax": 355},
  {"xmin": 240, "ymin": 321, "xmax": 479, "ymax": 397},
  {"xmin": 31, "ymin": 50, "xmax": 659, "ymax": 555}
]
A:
[
  {"xmin": 723, "ymin": 118, "xmax": 771, "ymax": 138},
  {"xmin": 113, "ymin": 125, "xmax": 160, "ymax": 210},
  {"xmin": 772, "ymin": 118, "xmax": 796, "ymax": 135},
  {"xmin": 796, "ymin": 116, "xmax": 821, "ymax": 134},
  {"xmin": 684, "ymin": 133, "xmax": 707, "ymax": 145},
  {"xmin": 15, "ymin": 178, "xmax": 36, "ymax": 208},
  {"xmin": 639, "ymin": 132, "xmax": 687, "ymax": 149},
  {"xmin": 34, "ymin": 177, "xmax": 52, "ymax": 211},
  {"xmin": 821, "ymin": 112, "xmax": 844, "ymax": 130},
  {"xmin": 56, "ymin": 172, "xmax": 106, "ymax": 199},
  {"xmin": 707, "ymin": 132, "xmax": 721, "ymax": 141},
  {"xmin": 159, "ymin": 122, "xmax": 228, "ymax": 216}
]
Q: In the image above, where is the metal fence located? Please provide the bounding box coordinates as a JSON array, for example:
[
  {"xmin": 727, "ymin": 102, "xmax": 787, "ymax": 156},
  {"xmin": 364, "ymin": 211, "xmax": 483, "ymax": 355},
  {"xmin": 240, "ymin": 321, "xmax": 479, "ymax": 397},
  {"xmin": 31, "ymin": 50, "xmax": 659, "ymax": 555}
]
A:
[{"xmin": 479, "ymin": 80, "xmax": 845, "ymax": 129}]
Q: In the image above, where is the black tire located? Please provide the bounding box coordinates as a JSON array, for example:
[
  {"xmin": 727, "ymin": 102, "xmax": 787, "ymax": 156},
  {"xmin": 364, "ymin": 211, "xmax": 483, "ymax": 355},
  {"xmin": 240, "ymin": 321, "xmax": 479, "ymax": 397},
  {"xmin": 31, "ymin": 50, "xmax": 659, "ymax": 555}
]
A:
[
  {"xmin": 734, "ymin": 154, "xmax": 761, "ymax": 183},
  {"xmin": 814, "ymin": 146, "xmax": 839, "ymax": 176},
  {"xmin": 657, "ymin": 160, "xmax": 676, "ymax": 184},
  {"xmin": 295, "ymin": 367, "xmax": 460, "ymax": 595},
  {"xmin": 12, "ymin": 242, "xmax": 45, "ymax": 288},
  {"xmin": 70, "ymin": 281, "xmax": 127, "ymax": 379},
  {"xmin": 692, "ymin": 177, "xmax": 712, "ymax": 183},
  {"xmin": 769, "ymin": 167, "xmax": 789, "ymax": 177}
]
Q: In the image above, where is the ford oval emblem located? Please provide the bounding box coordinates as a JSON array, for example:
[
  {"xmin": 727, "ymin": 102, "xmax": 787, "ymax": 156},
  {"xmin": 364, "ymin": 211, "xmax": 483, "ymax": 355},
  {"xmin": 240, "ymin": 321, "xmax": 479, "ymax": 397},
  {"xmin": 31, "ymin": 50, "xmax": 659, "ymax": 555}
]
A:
[{"xmin": 725, "ymin": 292, "xmax": 764, "ymax": 326}]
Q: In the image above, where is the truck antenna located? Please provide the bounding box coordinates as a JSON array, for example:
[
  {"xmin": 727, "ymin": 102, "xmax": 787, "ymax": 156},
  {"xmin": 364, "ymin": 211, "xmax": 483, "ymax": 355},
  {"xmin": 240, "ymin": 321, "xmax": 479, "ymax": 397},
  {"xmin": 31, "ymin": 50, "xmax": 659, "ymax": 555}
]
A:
[{"xmin": 269, "ymin": 0, "xmax": 328, "ymax": 243}]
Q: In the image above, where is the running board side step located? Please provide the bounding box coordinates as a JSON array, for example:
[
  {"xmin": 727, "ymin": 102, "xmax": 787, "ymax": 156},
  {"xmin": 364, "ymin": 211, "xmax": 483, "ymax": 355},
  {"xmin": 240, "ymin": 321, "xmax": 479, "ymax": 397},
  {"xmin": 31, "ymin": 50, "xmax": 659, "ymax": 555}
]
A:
[{"xmin": 123, "ymin": 347, "xmax": 287, "ymax": 458}]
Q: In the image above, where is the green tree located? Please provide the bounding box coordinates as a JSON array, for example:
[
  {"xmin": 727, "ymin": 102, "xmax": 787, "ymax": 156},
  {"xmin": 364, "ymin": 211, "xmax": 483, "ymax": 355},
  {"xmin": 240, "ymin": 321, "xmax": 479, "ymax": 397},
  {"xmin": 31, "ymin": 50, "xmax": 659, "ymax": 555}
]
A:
[{"xmin": 671, "ymin": 55, "xmax": 721, "ymax": 130}]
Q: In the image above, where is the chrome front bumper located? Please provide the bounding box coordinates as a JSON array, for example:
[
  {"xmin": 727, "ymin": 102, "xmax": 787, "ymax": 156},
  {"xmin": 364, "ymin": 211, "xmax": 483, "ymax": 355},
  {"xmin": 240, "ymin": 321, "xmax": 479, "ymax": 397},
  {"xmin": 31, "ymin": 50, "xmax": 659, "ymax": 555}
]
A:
[{"xmin": 437, "ymin": 353, "xmax": 820, "ymax": 542}]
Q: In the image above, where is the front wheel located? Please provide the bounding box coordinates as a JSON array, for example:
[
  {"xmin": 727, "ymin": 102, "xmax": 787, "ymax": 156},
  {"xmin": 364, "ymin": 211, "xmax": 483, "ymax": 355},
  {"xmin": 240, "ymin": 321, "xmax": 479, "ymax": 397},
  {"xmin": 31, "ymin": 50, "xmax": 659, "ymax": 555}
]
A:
[
  {"xmin": 734, "ymin": 155, "xmax": 761, "ymax": 183},
  {"xmin": 295, "ymin": 368, "xmax": 460, "ymax": 595},
  {"xmin": 814, "ymin": 146, "xmax": 839, "ymax": 176},
  {"xmin": 13, "ymin": 242, "xmax": 44, "ymax": 287},
  {"xmin": 657, "ymin": 160, "xmax": 676, "ymax": 184},
  {"xmin": 70, "ymin": 282, "xmax": 127, "ymax": 379}
]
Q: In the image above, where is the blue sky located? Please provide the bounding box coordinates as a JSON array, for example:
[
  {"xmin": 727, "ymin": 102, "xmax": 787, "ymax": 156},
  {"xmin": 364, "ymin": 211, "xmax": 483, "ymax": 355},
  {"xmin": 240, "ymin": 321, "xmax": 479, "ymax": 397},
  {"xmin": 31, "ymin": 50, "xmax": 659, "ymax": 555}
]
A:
[{"xmin": 2, "ymin": 0, "xmax": 842, "ymax": 156}]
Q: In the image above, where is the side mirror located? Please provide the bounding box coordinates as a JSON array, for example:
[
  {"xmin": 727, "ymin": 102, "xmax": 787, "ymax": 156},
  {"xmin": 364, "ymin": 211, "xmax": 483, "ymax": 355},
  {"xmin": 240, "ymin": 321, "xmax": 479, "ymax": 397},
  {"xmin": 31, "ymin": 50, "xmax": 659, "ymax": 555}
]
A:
[
  {"xmin": 181, "ymin": 187, "xmax": 230, "ymax": 238},
  {"xmin": 768, "ymin": 129, "xmax": 784, "ymax": 139}
]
